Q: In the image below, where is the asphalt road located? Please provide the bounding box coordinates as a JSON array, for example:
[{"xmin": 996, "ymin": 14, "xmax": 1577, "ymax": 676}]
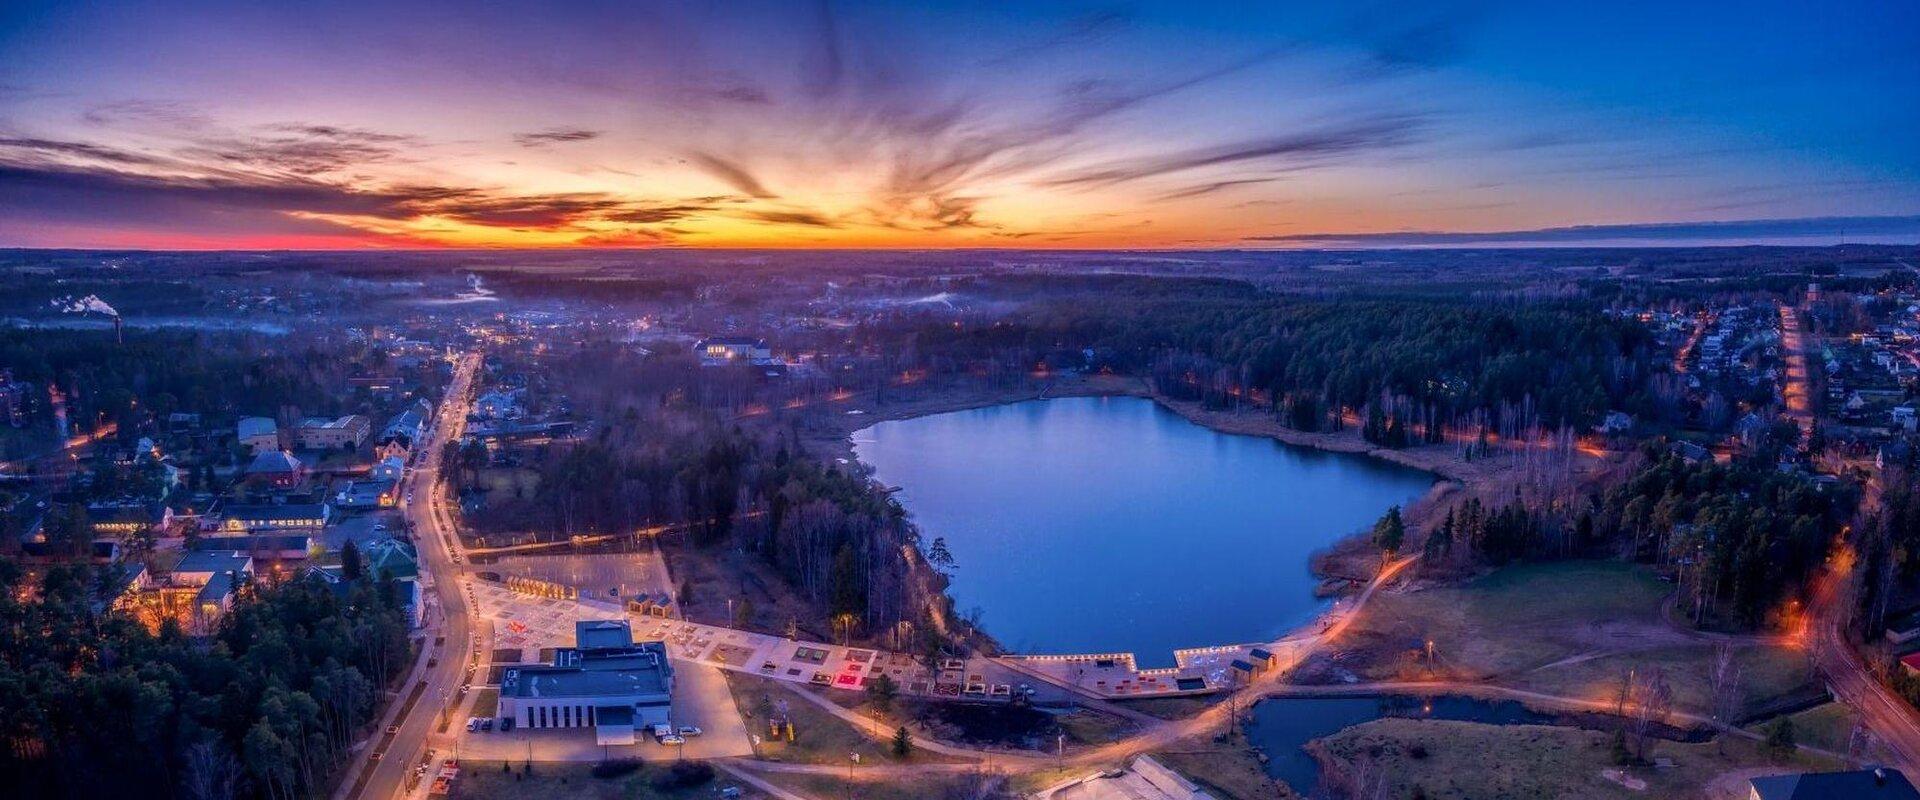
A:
[
  {"xmin": 338, "ymin": 352, "xmax": 483, "ymax": 800},
  {"xmin": 1809, "ymin": 540, "xmax": 1920, "ymax": 770}
]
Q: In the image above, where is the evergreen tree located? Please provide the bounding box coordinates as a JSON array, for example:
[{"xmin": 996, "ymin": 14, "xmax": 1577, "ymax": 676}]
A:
[
  {"xmin": 341, "ymin": 539, "xmax": 364, "ymax": 582},
  {"xmin": 891, "ymin": 726, "xmax": 914, "ymax": 758},
  {"xmin": 1372, "ymin": 506, "xmax": 1406, "ymax": 556}
]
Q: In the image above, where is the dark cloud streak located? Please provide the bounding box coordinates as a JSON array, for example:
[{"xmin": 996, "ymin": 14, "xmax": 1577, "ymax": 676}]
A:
[{"xmin": 513, "ymin": 128, "xmax": 602, "ymax": 147}]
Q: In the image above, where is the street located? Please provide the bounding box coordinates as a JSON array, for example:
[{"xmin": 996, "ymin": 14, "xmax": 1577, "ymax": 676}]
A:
[{"xmin": 335, "ymin": 351, "xmax": 484, "ymax": 800}]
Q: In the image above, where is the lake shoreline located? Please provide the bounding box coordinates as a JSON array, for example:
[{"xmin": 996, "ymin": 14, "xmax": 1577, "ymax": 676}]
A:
[{"xmin": 824, "ymin": 375, "xmax": 1462, "ymax": 658}]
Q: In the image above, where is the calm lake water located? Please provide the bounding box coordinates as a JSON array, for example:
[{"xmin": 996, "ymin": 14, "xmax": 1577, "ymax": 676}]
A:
[{"xmin": 853, "ymin": 396, "xmax": 1434, "ymax": 663}]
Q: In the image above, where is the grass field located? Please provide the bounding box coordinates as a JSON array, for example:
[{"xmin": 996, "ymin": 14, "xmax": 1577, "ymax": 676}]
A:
[
  {"xmin": 1116, "ymin": 694, "xmax": 1219, "ymax": 721},
  {"xmin": 1152, "ymin": 733, "xmax": 1298, "ymax": 800},
  {"xmin": 1312, "ymin": 718, "xmax": 1841, "ymax": 800},
  {"xmin": 476, "ymin": 466, "xmax": 539, "ymax": 498},
  {"xmin": 1055, "ymin": 708, "xmax": 1138, "ymax": 747},
  {"xmin": 469, "ymin": 687, "xmax": 499, "ymax": 718},
  {"xmin": 758, "ymin": 770, "xmax": 1011, "ymax": 800},
  {"xmin": 452, "ymin": 761, "xmax": 729, "ymax": 800},
  {"xmin": 1744, "ymin": 702, "xmax": 1867, "ymax": 756},
  {"xmin": 1341, "ymin": 561, "xmax": 1673, "ymax": 682},
  {"xmin": 1330, "ymin": 561, "xmax": 1819, "ymax": 718},
  {"xmin": 724, "ymin": 673, "xmax": 935, "ymax": 766},
  {"xmin": 1512, "ymin": 642, "xmax": 1819, "ymax": 719}
]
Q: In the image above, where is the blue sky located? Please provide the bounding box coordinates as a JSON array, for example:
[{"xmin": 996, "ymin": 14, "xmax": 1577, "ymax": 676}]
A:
[{"xmin": 1, "ymin": 0, "xmax": 1916, "ymax": 248}]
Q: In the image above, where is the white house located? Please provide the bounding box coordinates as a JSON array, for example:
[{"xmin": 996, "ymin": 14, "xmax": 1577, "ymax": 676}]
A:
[
  {"xmin": 694, "ymin": 336, "xmax": 772, "ymax": 366},
  {"xmin": 237, "ymin": 417, "xmax": 279, "ymax": 454},
  {"xmin": 371, "ymin": 454, "xmax": 406, "ymax": 482}
]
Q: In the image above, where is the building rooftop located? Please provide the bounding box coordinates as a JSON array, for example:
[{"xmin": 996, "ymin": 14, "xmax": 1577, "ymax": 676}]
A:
[
  {"xmin": 576, "ymin": 619, "xmax": 635, "ymax": 650},
  {"xmin": 193, "ymin": 534, "xmax": 311, "ymax": 553},
  {"xmin": 502, "ymin": 661, "xmax": 669, "ymax": 699},
  {"xmin": 219, "ymin": 503, "xmax": 329, "ymax": 522},
  {"xmin": 247, "ymin": 449, "xmax": 304, "ymax": 474},
  {"xmin": 298, "ymin": 415, "xmax": 366, "ymax": 430},
  {"xmin": 175, "ymin": 550, "xmax": 253, "ymax": 576},
  {"xmin": 500, "ymin": 621, "xmax": 672, "ymax": 700},
  {"xmin": 1751, "ymin": 769, "xmax": 1920, "ymax": 800},
  {"xmin": 237, "ymin": 416, "xmax": 277, "ymax": 437},
  {"xmin": 197, "ymin": 571, "xmax": 241, "ymax": 604}
]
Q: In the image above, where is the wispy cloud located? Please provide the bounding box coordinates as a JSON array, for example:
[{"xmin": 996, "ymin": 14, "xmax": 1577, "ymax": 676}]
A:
[
  {"xmin": 512, "ymin": 128, "xmax": 601, "ymax": 147},
  {"xmin": 1041, "ymin": 115, "xmax": 1424, "ymax": 189},
  {"xmin": 1248, "ymin": 215, "xmax": 1920, "ymax": 247},
  {"xmin": 687, "ymin": 152, "xmax": 776, "ymax": 198}
]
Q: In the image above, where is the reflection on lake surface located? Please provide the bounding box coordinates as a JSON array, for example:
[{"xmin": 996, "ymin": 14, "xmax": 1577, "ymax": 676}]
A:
[{"xmin": 854, "ymin": 396, "xmax": 1434, "ymax": 664}]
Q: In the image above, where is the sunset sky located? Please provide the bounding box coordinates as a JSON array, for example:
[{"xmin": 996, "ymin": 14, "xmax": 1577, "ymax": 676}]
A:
[{"xmin": 2, "ymin": 1, "xmax": 1918, "ymax": 249}]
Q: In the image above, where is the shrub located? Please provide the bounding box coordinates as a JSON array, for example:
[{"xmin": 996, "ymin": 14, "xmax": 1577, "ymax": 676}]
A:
[
  {"xmin": 591, "ymin": 758, "xmax": 643, "ymax": 779},
  {"xmin": 651, "ymin": 761, "xmax": 716, "ymax": 790}
]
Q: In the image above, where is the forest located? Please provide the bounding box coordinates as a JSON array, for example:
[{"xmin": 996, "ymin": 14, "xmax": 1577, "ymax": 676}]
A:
[
  {"xmin": 872, "ymin": 281, "xmax": 1656, "ymax": 445},
  {"xmin": 457, "ymin": 343, "xmax": 941, "ymax": 642},
  {"xmin": 1419, "ymin": 449, "xmax": 1854, "ymax": 630},
  {"xmin": 0, "ymin": 328, "xmax": 444, "ymax": 461},
  {"xmin": 0, "ymin": 558, "xmax": 413, "ymax": 800}
]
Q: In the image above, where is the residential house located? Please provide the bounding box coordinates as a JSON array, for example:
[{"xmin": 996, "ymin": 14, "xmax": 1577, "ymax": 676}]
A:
[
  {"xmin": 333, "ymin": 479, "xmax": 397, "ymax": 510},
  {"xmin": 0, "ymin": 369, "xmax": 34, "ymax": 428},
  {"xmin": 236, "ymin": 416, "xmax": 279, "ymax": 454},
  {"xmin": 473, "ymin": 389, "xmax": 523, "ymax": 420},
  {"xmin": 695, "ymin": 336, "xmax": 772, "ymax": 366},
  {"xmin": 381, "ymin": 398, "xmax": 433, "ymax": 447},
  {"xmin": 293, "ymin": 415, "xmax": 371, "ymax": 450},
  {"xmin": 245, "ymin": 449, "xmax": 307, "ymax": 488},
  {"xmin": 170, "ymin": 550, "xmax": 255, "ymax": 620},
  {"xmin": 371, "ymin": 454, "xmax": 406, "ymax": 482},
  {"xmin": 310, "ymin": 537, "xmax": 422, "ymax": 626},
  {"xmin": 1749, "ymin": 768, "xmax": 1918, "ymax": 799}
]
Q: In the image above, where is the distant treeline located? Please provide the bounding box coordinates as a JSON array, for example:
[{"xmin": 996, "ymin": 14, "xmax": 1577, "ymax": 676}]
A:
[{"xmin": 872, "ymin": 284, "xmax": 1655, "ymax": 441}]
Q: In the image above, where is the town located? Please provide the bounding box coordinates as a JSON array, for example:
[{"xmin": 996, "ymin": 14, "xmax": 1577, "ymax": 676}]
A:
[
  {"xmin": 5, "ymin": 2, "xmax": 1920, "ymax": 799},
  {"xmin": 2, "ymin": 245, "xmax": 1920, "ymax": 800}
]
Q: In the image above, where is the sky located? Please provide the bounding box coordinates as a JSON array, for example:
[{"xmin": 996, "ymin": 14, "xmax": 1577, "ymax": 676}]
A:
[{"xmin": 1, "ymin": 0, "xmax": 1918, "ymax": 250}]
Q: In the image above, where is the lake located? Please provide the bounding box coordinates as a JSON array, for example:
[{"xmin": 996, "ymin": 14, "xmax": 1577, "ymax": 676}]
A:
[{"xmin": 853, "ymin": 396, "xmax": 1435, "ymax": 663}]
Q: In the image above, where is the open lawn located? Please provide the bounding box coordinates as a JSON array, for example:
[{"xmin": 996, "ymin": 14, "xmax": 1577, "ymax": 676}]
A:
[
  {"xmin": 1054, "ymin": 707, "xmax": 1138, "ymax": 747},
  {"xmin": 1311, "ymin": 718, "xmax": 1841, "ymax": 800},
  {"xmin": 451, "ymin": 761, "xmax": 746, "ymax": 800},
  {"xmin": 757, "ymin": 769, "xmax": 1014, "ymax": 800},
  {"xmin": 476, "ymin": 466, "xmax": 539, "ymax": 498},
  {"xmin": 469, "ymin": 687, "xmax": 499, "ymax": 718},
  {"xmin": 1512, "ymin": 642, "xmax": 1819, "ymax": 719},
  {"xmin": 1334, "ymin": 561, "xmax": 1675, "ymax": 684},
  {"xmin": 1745, "ymin": 702, "xmax": 1871, "ymax": 758},
  {"xmin": 724, "ymin": 672, "xmax": 937, "ymax": 766},
  {"xmin": 1116, "ymin": 694, "xmax": 1220, "ymax": 721},
  {"xmin": 1152, "ymin": 734, "xmax": 1298, "ymax": 800}
]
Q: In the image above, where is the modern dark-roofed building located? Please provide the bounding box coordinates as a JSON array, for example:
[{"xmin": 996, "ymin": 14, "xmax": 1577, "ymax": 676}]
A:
[
  {"xmin": 1750, "ymin": 768, "xmax": 1920, "ymax": 800},
  {"xmin": 497, "ymin": 619, "xmax": 673, "ymax": 744}
]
